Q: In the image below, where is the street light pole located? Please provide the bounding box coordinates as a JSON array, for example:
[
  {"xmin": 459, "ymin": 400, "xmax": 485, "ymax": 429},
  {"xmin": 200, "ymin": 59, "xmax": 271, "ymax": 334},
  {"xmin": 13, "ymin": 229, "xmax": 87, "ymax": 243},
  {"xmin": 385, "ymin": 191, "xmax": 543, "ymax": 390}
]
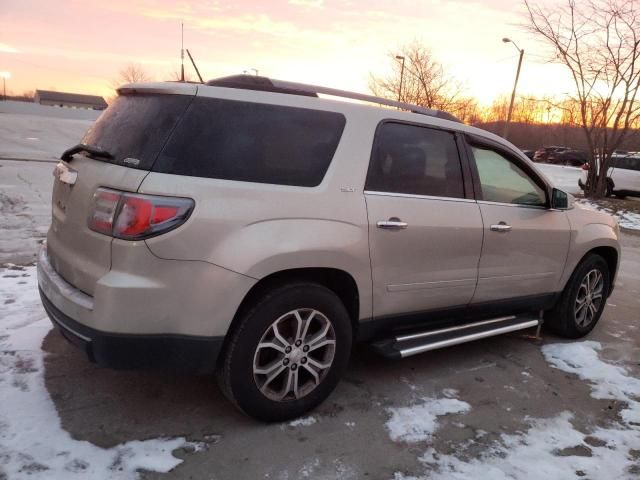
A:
[
  {"xmin": 0, "ymin": 72, "xmax": 10, "ymax": 101},
  {"xmin": 396, "ymin": 55, "xmax": 405, "ymax": 103},
  {"xmin": 502, "ymin": 38, "xmax": 524, "ymax": 140}
]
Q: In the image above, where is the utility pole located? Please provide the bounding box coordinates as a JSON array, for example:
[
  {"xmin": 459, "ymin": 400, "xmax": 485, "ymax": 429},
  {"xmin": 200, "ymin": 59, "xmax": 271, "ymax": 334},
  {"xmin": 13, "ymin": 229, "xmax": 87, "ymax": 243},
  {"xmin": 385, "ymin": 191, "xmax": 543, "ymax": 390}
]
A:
[
  {"xmin": 0, "ymin": 72, "xmax": 9, "ymax": 101},
  {"xmin": 180, "ymin": 22, "xmax": 185, "ymax": 82},
  {"xmin": 396, "ymin": 55, "xmax": 405, "ymax": 104},
  {"xmin": 502, "ymin": 38, "xmax": 524, "ymax": 140}
]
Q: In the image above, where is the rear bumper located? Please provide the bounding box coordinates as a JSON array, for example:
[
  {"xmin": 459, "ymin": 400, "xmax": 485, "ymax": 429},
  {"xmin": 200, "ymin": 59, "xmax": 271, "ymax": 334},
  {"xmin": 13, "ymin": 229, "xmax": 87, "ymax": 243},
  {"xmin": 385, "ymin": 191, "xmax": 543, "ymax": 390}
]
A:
[
  {"xmin": 36, "ymin": 242, "xmax": 241, "ymax": 372},
  {"xmin": 40, "ymin": 287, "xmax": 224, "ymax": 373}
]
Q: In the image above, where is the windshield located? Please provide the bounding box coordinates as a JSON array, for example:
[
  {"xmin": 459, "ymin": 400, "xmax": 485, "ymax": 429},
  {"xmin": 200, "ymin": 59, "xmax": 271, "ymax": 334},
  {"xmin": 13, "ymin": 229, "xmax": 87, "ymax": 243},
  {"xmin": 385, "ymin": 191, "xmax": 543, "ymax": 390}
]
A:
[{"xmin": 80, "ymin": 93, "xmax": 192, "ymax": 170}]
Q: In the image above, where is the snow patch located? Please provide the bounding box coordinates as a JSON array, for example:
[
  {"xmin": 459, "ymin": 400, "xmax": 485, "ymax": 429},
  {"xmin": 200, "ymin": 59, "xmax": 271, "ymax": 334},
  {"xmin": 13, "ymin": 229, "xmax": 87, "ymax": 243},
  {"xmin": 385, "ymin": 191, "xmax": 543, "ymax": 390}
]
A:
[
  {"xmin": 288, "ymin": 416, "xmax": 317, "ymax": 427},
  {"xmin": 578, "ymin": 199, "xmax": 640, "ymax": 231},
  {"xmin": 392, "ymin": 342, "xmax": 640, "ymax": 479},
  {"xmin": 542, "ymin": 341, "xmax": 640, "ymax": 425},
  {"xmin": 0, "ymin": 267, "xmax": 203, "ymax": 479},
  {"xmin": 385, "ymin": 396, "xmax": 471, "ymax": 443},
  {"xmin": 418, "ymin": 412, "xmax": 640, "ymax": 480}
]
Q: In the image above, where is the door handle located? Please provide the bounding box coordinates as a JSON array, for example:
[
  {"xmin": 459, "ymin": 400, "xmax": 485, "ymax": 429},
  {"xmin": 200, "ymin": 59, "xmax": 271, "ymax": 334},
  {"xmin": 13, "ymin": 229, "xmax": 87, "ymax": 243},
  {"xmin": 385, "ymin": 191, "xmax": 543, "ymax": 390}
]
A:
[
  {"xmin": 377, "ymin": 218, "xmax": 408, "ymax": 230},
  {"xmin": 490, "ymin": 222, "xmax": 512, "ymax": 232}
]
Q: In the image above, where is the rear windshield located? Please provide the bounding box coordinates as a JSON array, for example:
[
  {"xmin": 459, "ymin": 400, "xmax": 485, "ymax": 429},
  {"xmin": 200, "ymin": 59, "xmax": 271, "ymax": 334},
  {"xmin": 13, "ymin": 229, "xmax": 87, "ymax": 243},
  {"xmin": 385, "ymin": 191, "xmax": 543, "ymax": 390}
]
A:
[
  {"xmin": 154, "ymin": 97, "xmax": 346, "ymax": 187},
  {"xmin": 80, "ymin": 94, "xmax": 192, "ymax": 170}
]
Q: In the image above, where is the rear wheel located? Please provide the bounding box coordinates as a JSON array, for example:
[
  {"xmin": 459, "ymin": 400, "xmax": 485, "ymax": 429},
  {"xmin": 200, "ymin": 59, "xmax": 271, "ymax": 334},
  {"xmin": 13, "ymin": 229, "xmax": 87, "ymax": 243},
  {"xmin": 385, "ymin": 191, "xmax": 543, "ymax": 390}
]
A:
[
  {"xmin": 218, "ymin": 283, "xmax": 352, "ymax": 422},
  {"xmin": 605, "ymin": 178, "xmax": 614, "ymax": 197},
  {"xmin": 546, "ymin": 254, "xmax": 610, "ymax": 338}
]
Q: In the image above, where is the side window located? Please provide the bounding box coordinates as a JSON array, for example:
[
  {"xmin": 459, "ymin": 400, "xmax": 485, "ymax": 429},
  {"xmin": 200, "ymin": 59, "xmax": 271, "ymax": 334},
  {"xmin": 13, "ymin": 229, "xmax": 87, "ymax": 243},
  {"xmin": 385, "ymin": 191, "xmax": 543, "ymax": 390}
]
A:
[
  {"xmin": 365, "ymin": 122, "xmax": 465, "ymax": 198},
  {"xmin": 155, "ymin": 97, "xmax": 346, "ymax": 187},
  {"xmin": 615, "ymin": 157, "xmax": 640, "ymax": 171},
  {"xmin": 472, "ymin": 146, "xmax": 547, "ymax": 207}
]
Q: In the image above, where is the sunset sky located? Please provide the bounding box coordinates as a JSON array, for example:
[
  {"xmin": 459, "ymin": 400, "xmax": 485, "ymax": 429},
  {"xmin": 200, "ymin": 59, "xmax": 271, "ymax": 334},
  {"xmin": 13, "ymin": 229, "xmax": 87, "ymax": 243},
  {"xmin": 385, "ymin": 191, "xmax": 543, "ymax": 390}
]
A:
[{"xmin": 0, "ymin": 0, "xmax": 572, "ymax": 105}]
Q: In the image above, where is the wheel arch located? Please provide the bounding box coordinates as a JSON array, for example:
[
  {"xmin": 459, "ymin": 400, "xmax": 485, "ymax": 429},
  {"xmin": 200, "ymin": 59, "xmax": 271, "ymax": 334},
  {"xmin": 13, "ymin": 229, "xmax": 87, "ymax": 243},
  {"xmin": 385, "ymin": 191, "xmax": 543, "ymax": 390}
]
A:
[
  {"xmin": 566, "ymin": 246, "xmax": 619, "ymax": 298},
  {"xmin": 588, "ymin": 246, "xmax": 618, "ymax": 296},
  {"xmin": 222, "ymin": 268, "xmax": 361, "ymax": 356}
]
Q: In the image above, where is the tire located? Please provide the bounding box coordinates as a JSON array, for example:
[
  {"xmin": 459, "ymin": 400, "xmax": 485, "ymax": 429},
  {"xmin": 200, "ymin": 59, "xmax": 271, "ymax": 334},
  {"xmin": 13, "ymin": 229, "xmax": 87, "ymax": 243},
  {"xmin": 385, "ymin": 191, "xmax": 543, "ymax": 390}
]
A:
[
  {"xmin": 546, "ymin": 254, "xmax": 610, "ymax": 339},
  {"xmin": 605, "ymin": 178, "xmax": 614, "ymax": 197},
  {"xmin": 218, "ymin": 282, "xmax": 352, "ymax": 422}
]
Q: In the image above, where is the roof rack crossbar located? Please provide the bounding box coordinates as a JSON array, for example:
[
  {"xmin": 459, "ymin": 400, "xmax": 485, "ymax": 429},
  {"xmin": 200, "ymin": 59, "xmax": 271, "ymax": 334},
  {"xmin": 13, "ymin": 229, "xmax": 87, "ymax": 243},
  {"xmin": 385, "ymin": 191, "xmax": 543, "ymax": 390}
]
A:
[{"xmin": 269, "ymin": 79, "xmax": 455, "ymax": 120}]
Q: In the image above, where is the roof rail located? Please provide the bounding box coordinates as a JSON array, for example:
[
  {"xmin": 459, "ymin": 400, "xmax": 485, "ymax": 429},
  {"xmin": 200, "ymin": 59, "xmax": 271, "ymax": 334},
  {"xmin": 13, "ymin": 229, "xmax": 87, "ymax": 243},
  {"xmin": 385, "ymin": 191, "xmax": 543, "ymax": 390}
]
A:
[{"xmin": 205, "ymin": 75, "xmax": 461, "ymax": 123}]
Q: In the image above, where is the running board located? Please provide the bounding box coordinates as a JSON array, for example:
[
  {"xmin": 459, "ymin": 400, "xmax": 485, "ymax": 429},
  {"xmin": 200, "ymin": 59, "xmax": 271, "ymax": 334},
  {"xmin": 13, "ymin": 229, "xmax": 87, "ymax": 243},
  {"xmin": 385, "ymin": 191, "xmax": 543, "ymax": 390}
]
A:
[{"xmin": 371, "ymin": 315, "xmax": 540, "ymax": 359}]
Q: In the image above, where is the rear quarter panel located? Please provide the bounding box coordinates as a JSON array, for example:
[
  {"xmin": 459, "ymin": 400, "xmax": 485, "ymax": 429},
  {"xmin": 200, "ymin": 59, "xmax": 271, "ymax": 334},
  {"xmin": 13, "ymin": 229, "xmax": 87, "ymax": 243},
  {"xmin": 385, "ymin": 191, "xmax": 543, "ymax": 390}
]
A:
[{"xmin": 140, "ymin": 107, "xmax": 378, "ymax": 320}]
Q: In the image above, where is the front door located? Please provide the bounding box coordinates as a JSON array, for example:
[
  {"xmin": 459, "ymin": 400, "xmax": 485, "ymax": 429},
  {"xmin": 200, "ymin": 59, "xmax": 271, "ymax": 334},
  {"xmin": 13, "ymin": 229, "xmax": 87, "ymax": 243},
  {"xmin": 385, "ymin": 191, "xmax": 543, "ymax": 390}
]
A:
[
  {"xmin": 365, "ymin": 122, "xmax": 483, "ymax": 319},
  {"xmin": 466, "ymin": 142, "xmax": 571, "ymax": 303}
]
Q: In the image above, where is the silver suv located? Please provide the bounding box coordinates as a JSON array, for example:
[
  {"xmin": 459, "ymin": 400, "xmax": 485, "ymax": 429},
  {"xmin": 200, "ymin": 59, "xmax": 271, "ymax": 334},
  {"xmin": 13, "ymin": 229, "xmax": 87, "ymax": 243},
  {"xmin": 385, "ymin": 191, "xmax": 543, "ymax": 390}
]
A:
[{"xmin": 38, "ymin": 76, "xmax": 621, "ymax": 421}]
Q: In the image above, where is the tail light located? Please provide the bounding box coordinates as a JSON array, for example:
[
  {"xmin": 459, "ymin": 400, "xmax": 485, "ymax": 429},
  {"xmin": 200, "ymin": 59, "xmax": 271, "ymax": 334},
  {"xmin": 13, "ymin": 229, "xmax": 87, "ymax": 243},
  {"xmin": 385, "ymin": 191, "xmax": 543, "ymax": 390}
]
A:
[
  {"xmin": 582, "ymin": 163, "xmax": 590, "ymax": 170},
  {"xmin": 89, "ymin": 188, "xmax": 194, "ymax": 240}
]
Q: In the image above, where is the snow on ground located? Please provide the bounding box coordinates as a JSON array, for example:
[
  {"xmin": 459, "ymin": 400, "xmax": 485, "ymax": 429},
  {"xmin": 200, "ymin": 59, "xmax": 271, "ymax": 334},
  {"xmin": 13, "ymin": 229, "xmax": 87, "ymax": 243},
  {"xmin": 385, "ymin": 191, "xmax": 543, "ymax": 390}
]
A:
[
  {"xmin": 536, "ymin": 163, "xmax": 582, "ymax": 195},
  {"xmin": 385, "ymin": 395, "xmax": 471, "ymax": 443},
  {"xmin": 0, "ymin": 100, "xmax": 102, "ymax": 121},
  {"xmin": 0, "ymin": 113, "xmax": 92, "ymax": 161},
  {"xmin": 578, "ymin": 199, "xmax": 640, "ymax": 231},
  {"xmin": 0, "ymin": 267, "xmax": 203, "ymax": 479},
  {"xmin": 288, "ymin": 416, "xmax": 318, "ymax": 427},
  {"xmin": 543, "ymin": 341, "xmax": 640, "ymax": 425},
  {"xmin": 392, "ymin": 341, "xmax": 640, "ymax": 480},
  {"xmin": 0, "ymin": 160, "xmax": 56, "ymax": 265}
]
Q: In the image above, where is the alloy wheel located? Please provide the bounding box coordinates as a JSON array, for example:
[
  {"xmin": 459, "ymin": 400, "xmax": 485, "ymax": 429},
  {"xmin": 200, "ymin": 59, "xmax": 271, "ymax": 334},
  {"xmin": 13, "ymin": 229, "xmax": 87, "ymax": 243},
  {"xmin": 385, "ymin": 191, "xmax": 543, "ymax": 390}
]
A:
[
  {"xmin": 574, "ymin": 269, "xmax": 604, "ymax": 328},
  {"xmin": 253, "ymin": 309, "xmax": 336, "ymax": 402}
]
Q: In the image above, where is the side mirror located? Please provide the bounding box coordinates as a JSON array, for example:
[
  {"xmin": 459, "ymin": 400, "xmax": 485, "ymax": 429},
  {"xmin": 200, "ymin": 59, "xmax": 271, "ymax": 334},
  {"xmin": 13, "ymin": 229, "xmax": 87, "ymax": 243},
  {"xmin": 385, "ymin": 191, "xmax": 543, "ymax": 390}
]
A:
[{"xmin": 551, "ymin": 188, "xmax": 573, "ymax": 210}]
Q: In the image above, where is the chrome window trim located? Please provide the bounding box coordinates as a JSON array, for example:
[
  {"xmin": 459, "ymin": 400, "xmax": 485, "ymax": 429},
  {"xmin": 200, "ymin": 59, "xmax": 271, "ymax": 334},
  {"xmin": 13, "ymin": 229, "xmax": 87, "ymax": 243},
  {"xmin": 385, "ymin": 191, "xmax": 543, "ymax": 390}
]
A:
[
  {"xmin": 364, "ymin": 190, "xmax": 476, "ymax": 203},
  {"xmin": 476, "ymin": 200, "xmax": 547, "ymax": 210}
]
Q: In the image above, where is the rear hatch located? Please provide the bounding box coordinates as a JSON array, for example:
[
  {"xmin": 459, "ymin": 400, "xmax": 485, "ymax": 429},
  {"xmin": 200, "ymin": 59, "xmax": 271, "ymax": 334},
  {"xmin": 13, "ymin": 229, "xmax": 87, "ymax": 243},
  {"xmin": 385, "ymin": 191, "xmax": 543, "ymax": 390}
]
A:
[{"xmin": 47, "ymin": 86, "xmax": 196, "ymax": 295}]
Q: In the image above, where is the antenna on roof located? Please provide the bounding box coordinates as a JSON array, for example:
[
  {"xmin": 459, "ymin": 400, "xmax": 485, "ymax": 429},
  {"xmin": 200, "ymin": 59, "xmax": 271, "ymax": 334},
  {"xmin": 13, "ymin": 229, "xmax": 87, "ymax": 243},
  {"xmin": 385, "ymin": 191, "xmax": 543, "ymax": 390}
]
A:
[
  {"xmin": 186, "ymin": 49, "xmax": 204, "ymax": 83},
  {"xmin": 180, "ymin": 22, "xmax": 185, "ymax": 82}
]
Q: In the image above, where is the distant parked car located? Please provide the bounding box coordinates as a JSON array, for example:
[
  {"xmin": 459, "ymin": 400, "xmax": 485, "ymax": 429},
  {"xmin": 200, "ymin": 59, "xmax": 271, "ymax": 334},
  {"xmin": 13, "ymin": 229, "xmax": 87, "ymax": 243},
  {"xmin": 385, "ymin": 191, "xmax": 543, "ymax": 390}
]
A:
[
  {"xmin": 579, "ymin": 153, "xmax": 640, "ymax": 197},
  {"xmin": 548, "ymin": 149, "xmax": 588, "ymax": 167},
  {"xmin": 520, "ymin": 149, "xmax": 535, "ymax": 160},
  {"xmin": 533, "ymin": 146, "xmax": 569, "ymax": 163}
]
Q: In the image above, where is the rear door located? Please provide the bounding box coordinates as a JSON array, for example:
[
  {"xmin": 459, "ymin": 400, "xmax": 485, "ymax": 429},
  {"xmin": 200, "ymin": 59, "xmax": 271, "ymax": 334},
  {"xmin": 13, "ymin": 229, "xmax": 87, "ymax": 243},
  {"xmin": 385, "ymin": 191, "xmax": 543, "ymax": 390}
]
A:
[
  {"xmin": 465, "ymin": 138, "xmax": 571, "ymax": 304},
  {"xmin": 47, "ymin": 89, "xmax": 194, "ymax": 295},
  {"xmin": 610, "ymin": 156, "xmax": 640, "ymax": 193},
  {"xmin": 365, "ymin": 121, "xmax": 483, "ymax": 319}
]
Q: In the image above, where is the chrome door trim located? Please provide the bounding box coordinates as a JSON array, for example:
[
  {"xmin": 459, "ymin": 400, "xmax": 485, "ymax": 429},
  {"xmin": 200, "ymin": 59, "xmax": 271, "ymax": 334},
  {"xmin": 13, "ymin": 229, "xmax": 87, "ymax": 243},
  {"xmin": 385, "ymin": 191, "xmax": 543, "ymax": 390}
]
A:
[
  {"xmin": 387, "ymin": 278, "xmax": 476, "ymax": 292},
  {"xmin": 477, "ymin": 200, "xmax": 547, "ymax": 210},
  {"xmin": 364, "ymin": 190, "xmax": 476, "ymax": 203}
]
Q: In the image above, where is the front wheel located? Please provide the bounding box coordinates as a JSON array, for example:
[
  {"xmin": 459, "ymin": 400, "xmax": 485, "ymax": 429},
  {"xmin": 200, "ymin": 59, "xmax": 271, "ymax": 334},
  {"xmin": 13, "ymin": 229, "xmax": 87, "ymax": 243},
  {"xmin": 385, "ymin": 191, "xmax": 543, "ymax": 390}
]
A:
[
  {"xmin": 218, "ymin": 283, "xmax": 352, "ymax": 422},
  {"xmin": 546, "ymin": 254, "xmax": 610, "ymax": 338}
]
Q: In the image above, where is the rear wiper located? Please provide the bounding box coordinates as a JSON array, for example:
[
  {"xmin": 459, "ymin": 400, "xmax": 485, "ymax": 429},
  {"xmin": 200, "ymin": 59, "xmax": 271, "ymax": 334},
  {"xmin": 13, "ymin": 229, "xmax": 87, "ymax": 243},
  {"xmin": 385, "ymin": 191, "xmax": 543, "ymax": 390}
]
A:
[{"xmin": 61, "ymin": 144, "xmax": 114, "ymax": 161}]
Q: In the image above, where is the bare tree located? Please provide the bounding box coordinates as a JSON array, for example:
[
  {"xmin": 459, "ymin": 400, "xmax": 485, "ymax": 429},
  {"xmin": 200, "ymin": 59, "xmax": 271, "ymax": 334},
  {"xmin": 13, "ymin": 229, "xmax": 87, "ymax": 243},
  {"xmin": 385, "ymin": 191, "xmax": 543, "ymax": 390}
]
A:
[
  {"xmin": 167, "ymin": 68, "xmax": 194, "ymax": 82},
  {"xmin": 112, "ymin": 64, "xmax": 152, "ymax": 89},
  {"xmin": 524, "ymin": 0, "xmax": 640, "ymax": 197},
  {"xmin": 369, "ymin": 42, "xmax": 467, "ymax": 116}
]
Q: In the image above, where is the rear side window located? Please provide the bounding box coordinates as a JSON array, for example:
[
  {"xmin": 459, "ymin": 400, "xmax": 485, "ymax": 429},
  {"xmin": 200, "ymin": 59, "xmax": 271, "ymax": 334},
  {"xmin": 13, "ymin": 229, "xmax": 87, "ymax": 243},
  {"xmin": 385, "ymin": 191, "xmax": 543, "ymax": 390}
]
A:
[
  {"xmin": 365, "ymin": 122, "xmax": 465, "ymax": 198},
  {"xmin": 154, "ymin": 97, "xmax": 346, "ymax": 187},
  {"xmin": 81, "ymin": 94, "xmax": 192, "ymax": 170},
  {"xmin": 613, "ymin": 156, "xmax": 640, "ymax": 171}
]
